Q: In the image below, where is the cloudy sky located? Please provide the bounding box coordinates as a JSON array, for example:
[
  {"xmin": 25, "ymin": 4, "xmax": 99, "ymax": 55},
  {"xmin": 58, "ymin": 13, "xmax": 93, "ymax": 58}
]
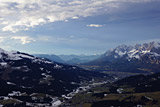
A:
[{"xmin": 0, "ymin": 0, "xmax": 160, "ymax": 55}]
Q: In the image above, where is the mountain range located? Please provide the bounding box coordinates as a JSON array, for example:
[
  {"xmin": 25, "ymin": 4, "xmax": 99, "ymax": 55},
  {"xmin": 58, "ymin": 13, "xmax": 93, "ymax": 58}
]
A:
[
  {"xmin": 34, "ymin": 54, "xmax": 100, "ymax": 65},
  {"xmin": 0, "ymin": 41, "xmax": 160, "ymax": 106},
  {"xmin": 82, "ymin": 41, "xmax": 160, "ymax": 73}
]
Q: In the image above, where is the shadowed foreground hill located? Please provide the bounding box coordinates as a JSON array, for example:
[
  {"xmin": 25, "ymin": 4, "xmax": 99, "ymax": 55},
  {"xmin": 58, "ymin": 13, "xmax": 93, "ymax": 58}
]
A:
[{"xmin": 0, "ymin": 48, "xmax": 110, "ymax": 107}]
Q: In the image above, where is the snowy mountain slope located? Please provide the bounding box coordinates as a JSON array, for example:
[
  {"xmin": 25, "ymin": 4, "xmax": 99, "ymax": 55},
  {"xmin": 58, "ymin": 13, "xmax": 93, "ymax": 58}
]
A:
[
  {"xmin": 84, "ymin": 42, "xmax": 160, "ymax": 73},
  {"xmin": 102, "ymin": 41, "xmax": 160, "ymax": 61},
  {"xmin": 0, "ymin": 48, "xmax": 110, "ymax": 106}
]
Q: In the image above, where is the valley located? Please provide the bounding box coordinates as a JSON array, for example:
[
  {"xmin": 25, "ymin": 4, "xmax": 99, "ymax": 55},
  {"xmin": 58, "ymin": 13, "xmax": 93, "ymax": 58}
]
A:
[
  {"xmin": 0, "ymin": 1, "xmax": 159, "ymax": 106},
  {"xmin": 62, "ymin": 72, "xmax": 160, "ymax": 107},
  {"xmin": 0, "ymin": 42, "xmax": 160, "ymax": 107}
]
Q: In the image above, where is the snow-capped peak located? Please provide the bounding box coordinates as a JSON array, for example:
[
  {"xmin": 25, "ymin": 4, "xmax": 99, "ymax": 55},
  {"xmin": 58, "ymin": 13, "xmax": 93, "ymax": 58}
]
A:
[{"xmin": 104, "ymin": 41, "xmax": 160, "ymax": 60}]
